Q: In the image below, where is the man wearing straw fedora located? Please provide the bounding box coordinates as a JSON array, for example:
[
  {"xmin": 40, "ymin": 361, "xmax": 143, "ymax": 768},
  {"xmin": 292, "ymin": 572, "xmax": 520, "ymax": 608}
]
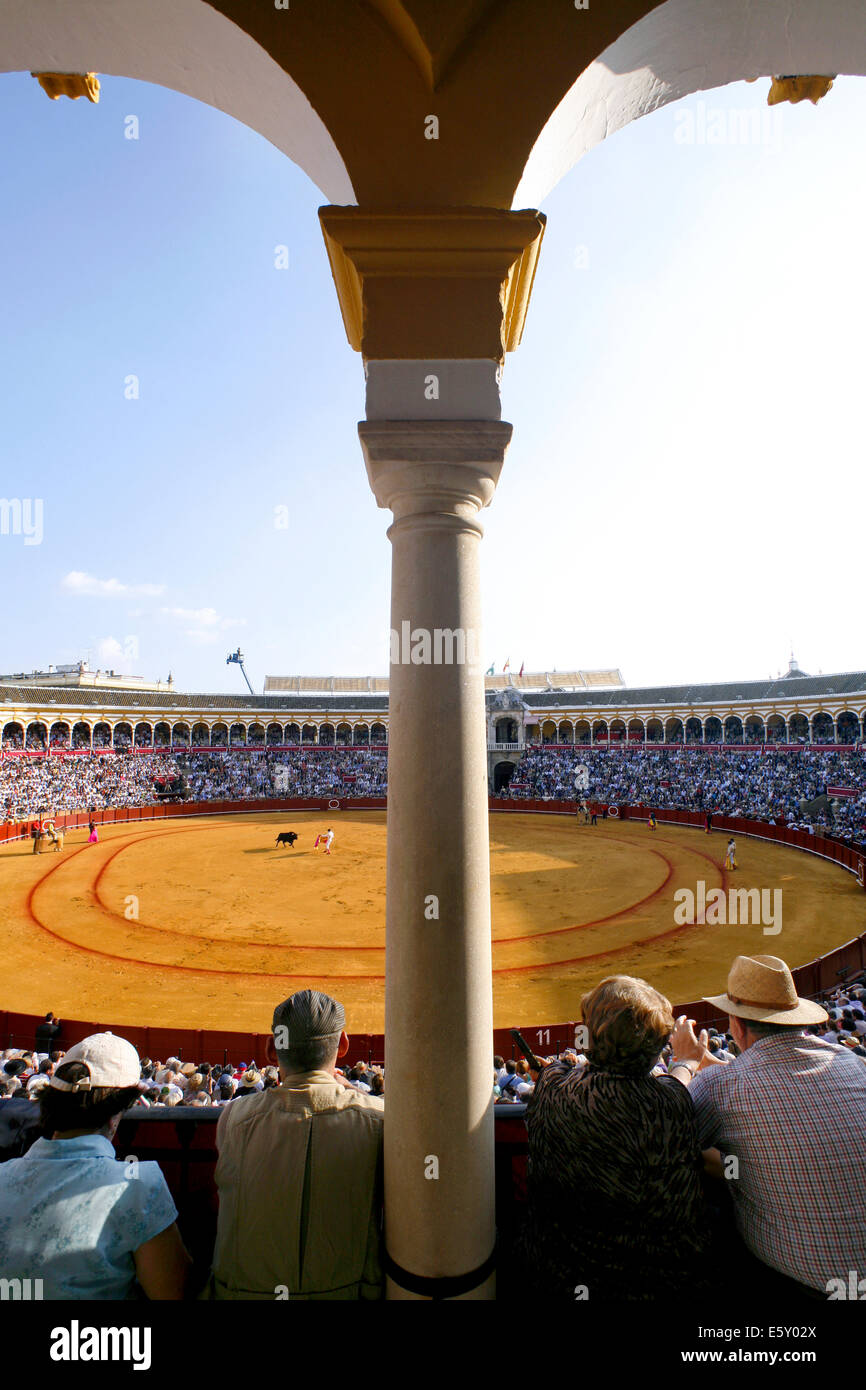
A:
[{"xmin": 670, "ymin": 954, "xmax": 866, "ymax": 1299}]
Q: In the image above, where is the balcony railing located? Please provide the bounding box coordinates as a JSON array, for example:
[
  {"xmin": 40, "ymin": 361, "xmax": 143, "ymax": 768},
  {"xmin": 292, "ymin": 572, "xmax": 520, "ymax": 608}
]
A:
[{"xmin": 488, "ymin": 742, "xmax": 522, "ymax": 752}]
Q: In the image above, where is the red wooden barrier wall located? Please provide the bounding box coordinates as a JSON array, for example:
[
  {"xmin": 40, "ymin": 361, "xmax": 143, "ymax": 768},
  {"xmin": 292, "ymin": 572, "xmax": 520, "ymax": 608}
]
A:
[{"xmin": 0, "ymin": 794, "xmax": 388, "ymax": 846}]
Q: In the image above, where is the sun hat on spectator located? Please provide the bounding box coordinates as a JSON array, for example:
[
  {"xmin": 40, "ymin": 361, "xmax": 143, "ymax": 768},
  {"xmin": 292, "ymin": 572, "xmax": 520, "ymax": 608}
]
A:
[
  {"xmin": 703, "ymin": 955, "xmax": 828, "ymax": 1025},
  {"xmin": 49, "ymin": 1033, "xmax": 144, "ymax": 1092}
]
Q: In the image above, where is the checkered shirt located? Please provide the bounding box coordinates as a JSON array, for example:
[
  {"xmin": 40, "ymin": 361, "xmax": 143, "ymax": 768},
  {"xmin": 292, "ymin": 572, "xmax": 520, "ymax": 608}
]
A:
[{"xmin": 689, "ymin": 1031, "xmax": 866, "ymax": 1291}]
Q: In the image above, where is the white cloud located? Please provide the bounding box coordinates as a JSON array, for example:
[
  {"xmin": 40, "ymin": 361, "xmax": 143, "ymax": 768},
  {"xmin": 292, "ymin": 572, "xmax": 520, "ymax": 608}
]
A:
[
  {"xmin": 62, "ymin": 571, "xmax": 165, "ymax": 599},
  {"xmin": 160, "ymin": 606, "xmax": 245, "ymax": 644},
  {"xmin": 162, "ymin": 606, "xmax": 218, "ymax": 627},
  {"xmin": 94, "ymin": 636, "xmax": 139, "ymax": 672}
]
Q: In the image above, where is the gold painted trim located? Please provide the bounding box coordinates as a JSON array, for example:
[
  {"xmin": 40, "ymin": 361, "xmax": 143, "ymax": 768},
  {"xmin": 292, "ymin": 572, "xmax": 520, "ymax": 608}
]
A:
[
  {"xmin": 768, "ymin": 75, "xmax": 834, "ymax": 106},
  {"xmin": 32, "ymin": 72, "xmax": 100, "ymax": 103},
  {"xmin": 319, "ymin": 206, "xmax": 545, "ymax": 359}
]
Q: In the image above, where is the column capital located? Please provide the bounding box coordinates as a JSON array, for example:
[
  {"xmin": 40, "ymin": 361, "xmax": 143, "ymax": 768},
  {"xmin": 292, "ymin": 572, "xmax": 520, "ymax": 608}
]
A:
[
  {"xmin": 319, "ymin": 206, "xmax": 545, "ymax": 362},
  {"xmin": 359, "ymin": 419, "xmax": 512, "ymax": 523}
]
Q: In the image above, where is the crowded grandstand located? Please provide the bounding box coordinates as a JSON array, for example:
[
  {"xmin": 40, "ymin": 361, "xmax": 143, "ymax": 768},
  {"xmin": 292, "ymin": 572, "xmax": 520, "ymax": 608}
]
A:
[
  {"xmin": 2, "ymin": 741, "xmax": 864, "ymax": 849},
  {"xmin": 3, "ymin": 663, "xmax": 866, "ymax": 827},
  {"xmin": 1, "ymin": 970, "xmax": 865, "ymax": 1302}
]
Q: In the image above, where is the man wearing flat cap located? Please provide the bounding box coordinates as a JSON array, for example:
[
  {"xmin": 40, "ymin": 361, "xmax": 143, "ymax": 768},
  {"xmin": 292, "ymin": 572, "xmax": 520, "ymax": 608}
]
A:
[
  {"xmin": 211, "ymin": 989, "xmax": 384, "ymax": 1299},
  {"xmin": 670, "ymin": 954, "xmax": 866, "ymax": 1298}
]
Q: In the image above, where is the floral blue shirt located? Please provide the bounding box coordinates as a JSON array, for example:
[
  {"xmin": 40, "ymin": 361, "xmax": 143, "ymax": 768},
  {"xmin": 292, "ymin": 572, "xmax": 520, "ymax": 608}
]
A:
[{"xmin": 0, "ymin": 1134, "xmax": 177, "ymax": 1299}]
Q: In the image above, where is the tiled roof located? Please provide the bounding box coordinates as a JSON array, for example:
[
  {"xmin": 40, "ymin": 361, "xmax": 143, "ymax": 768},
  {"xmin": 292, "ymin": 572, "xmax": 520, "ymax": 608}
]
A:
[
  {"xmin": 515, "ymin": 672, "xmax": 866, "ymax": 709},
  {"xmin": 0, "ymin": 686, "xmax": 388, "ymax": 713},
  {"xmin": 0, "ymin": 671, "xmax": 863, "ymax": 718}
]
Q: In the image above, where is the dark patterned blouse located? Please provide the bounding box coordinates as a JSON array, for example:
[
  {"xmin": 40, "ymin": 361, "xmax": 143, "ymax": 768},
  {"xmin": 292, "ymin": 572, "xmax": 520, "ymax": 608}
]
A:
[{"xmin": 520, "ymin": 1059, "xmax": 712, "ymax": 1300}]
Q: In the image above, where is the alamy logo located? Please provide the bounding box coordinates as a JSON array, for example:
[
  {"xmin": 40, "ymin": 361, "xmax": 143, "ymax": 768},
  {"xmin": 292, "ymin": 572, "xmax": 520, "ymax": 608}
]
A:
[
  {"xmin": 50, "ymin": 1321, "xmax": 152, "ymax": 1370},
  {"xmin": 0, "ymin": 1277, "xmax": 43, "ymax": 1300},
  {"xmin": 826, "ymin": 1270, "xmax": 866, "ymax": 1299},
  {"xmin": 389, "ymin": 621, "xmax": 480, "ymax": 668},
  {"xmin": 0, "ymin": 497, "xmax": 43, "ymax": 545},
  {"xmin": 674, "ymin": 100, "xmax": 783, "ymax": 148},
  {"xmin": 673, "ymin": 880, "xmax": 782, "ymax": 935}
]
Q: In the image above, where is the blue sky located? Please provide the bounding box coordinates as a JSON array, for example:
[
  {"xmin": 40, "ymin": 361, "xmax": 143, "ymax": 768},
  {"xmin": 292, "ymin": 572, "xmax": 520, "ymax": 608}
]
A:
[{"xmin": 0, "ymin": 70, "xmax": 862, "ymax": 691}]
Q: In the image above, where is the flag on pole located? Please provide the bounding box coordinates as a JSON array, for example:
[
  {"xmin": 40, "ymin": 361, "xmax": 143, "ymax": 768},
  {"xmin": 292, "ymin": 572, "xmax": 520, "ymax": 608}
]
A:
[
  {"xmin": 485, "ymin": 663, "xmax": 495, "ymax": 676},
  {"xmin": 503, "ymin": 658, "xmax": 510, "ymax": 672},
  {"xmin": 518, "ymin": 661, "xmax": 525, "ymax": 677}
]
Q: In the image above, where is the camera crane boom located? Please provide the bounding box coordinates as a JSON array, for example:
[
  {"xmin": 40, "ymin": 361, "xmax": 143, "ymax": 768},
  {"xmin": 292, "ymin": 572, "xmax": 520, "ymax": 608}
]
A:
[{"xmin": 226, "ymin": 647, "xmax": 255, "ymax": 696}]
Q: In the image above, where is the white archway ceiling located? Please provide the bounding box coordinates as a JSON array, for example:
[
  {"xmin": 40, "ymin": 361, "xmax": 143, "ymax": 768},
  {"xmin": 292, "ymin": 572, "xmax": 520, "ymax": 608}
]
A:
[
  {"xmin": 0, "ymin": 0, "xmax": 355, "ymax": 203},
  {"xmin": 514, "ymin": 0, "xmax": 866, "ymax": 208}
]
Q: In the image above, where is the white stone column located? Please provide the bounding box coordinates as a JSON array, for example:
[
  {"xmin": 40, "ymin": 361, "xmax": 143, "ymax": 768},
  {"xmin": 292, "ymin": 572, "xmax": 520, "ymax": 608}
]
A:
[{"xmin": 360, "ymin": 415, "xmax": 511, "ymax": 1301}]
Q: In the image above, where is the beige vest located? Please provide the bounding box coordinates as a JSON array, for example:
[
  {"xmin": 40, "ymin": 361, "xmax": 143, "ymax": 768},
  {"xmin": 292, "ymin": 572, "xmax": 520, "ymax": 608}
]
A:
[{"xmin": 212, "ymin": 1073, "xmax": 384, "ymax": 1300}]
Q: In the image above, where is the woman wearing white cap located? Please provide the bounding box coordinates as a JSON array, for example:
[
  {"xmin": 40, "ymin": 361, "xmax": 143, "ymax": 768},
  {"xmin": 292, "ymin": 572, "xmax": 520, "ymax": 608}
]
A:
[{"xmin": 0, "ymin": 1032, "xmax": 191, "ymax": 1299}]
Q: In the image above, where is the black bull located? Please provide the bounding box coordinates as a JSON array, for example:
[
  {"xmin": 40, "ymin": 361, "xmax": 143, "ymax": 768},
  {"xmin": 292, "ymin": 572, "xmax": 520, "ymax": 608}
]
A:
[{"xmin": 275, "ymin": 832, "xmax": 299, "ymax": 848}]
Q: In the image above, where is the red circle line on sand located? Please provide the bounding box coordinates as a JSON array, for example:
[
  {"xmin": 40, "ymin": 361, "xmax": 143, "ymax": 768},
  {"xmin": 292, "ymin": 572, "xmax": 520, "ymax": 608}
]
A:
[
  {"xmin": 494, "ymin": 837, "xmax": 733, "ymax": 974},
  {"xmin": 24, "ymin": 828, "xmax": 382, "ymax": 981},
  {"xmin": 23, "ymin": 820, "xmax": 726, "ymax": 982},
  {"xmin": 91, "ymin": 828, "xmax": 387, "ymax": 952},
  {"xmin": 90, "ymin": 825, "xmax": 691, "ymax": 950},
  {"xmin": 492, "ymin": 836, "xmax": 678, "ymax": 943}
]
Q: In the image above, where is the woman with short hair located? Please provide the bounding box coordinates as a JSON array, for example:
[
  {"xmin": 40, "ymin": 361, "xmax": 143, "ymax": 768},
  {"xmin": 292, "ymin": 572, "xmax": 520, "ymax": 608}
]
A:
[
  {"xmin": 0, "ymin": 1033, "xmax": 191, "ymax": 1299},
  {"xmin": 520, "ymin": 975, "xmax": 712, "ymax": 1300}
]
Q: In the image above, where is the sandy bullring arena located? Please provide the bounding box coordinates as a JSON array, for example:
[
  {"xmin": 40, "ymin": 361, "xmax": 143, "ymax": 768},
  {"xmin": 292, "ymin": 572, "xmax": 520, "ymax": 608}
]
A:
[{"xmin": 2, "ymin": 810, "xmax": 863, "ymax": 1034}]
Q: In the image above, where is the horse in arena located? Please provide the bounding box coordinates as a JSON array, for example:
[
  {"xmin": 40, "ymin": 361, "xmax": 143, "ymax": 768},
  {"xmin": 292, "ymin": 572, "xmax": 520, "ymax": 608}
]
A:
[
  {"xmin": 275, "ymin": 831, "xmax": 299, "ymax": 848},
  {"xmin": 34, "ymin": 822, "xmax": 64, "ymax": 853}
]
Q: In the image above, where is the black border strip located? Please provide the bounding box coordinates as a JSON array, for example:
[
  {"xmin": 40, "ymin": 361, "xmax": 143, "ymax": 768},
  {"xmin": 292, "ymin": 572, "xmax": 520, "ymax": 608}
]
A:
[{"xmin": 382, "ymin": 1239, "xmax": 497, "ymax": 1300}]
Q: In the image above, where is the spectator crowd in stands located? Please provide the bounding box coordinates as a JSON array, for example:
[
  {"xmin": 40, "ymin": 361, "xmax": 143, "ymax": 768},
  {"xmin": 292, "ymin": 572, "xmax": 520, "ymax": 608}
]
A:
[
  {"xmin": 0, "ymin": 748, "xmax": 388, "ymax": 821},
  {"xmin": 1, "ymin": 966, "xmax": 864, "ymax": 1301},
  {"xmin": 0, "ymin": 750, "xmax": 178, "ymax": 821},
  {"xmin": 1, "ymin": 744, "xmax": 864, "ymax": 848},
  {"xmin": 4, "ymin": 977, "xmax": 863, "ymax": 1114},
  {"xmin": 494, "ymin": 977, "xmax": 866, "ymax": 1104},
  {"xmin": 502, "ymin": 746, "xmax": 866, "ymax": 848},
  {"xmin": 0, "ymin": 1053, "xmax": 384, "ymax": 1107},
  {"xmin": 177, "ymin": 748, "xmax": 388, "ymax": 801}
]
